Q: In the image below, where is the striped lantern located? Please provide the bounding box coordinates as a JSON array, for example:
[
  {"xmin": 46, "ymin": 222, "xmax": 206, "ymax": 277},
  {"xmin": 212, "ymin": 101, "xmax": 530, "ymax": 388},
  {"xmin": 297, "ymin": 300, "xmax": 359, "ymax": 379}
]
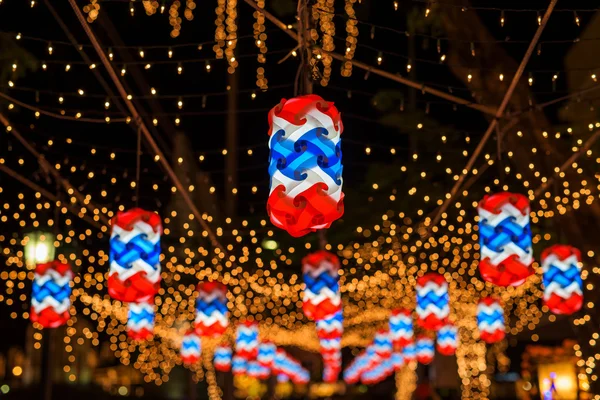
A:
[
  {"xmin": 181, "ymin": 331, "xmax": 201, "ymax": 365},
  {"xmin": 436, "ymin": 324, "xmax": 458, "ymax": 356},
  {"xmin": 541, "ymin": 245, "xmax": 583, "ymax": 315},
  {"xmin": 127, "ymin": 301, "xmax": 155, "ymax": 341},
  {"xmin": 478, "ymin": 192, "xmax": 533, "ymax": 287},
  {"xmin": 214, "ymin": 345, "xmax": 232, "ymax": 372},
  {"xmin": 267, "ymin": 95, "xmax": 344, "ymax": 237},
  {"xmin": 389, "ymin": 309, "xmax": 414, "ymax": 349},
  {"xmin": 477, "ymin": 297, "xmax": 506, "ymax": 344},
  {"xmin": 258, "ymin": 342, "xmax": 277, "ymax": 370},
  {"xmin": 403, "ymin": 342, "xmax": 417, "ymax": 363},
  {"xmin": 416, "ymin": 273, "xmax": 449, "ymax": 330},
  {"xmin": 391, "ymin": 352, "xmax": 405, "ymax": 371},
  {"xmin": 416, "ymin": 336, "xmax": 435, "ymax": 365},
  {"xmin": 30, "ymin": 261, "xmax": 74, "ymax": 328},
  {"xmin": 195, "ymin": 281, "xmax": 229, "ymax": 337},
  {"xmin": 316, "ymin": 310, "xmax": 343, "ymax": 383},
  {"xmin": 372, "ymin": 330, "xmax": 393, "ymax": 359},
  {"xmin": 109, "ymin": 208, "xmax": 162, "ymax": 303},
  {"xmin": 302, "ymin": 251, "xmax": 342, "ymax": 321},
  {"xmin": 361, "ymin": 358, "xmax": 394, "ymax": 385},
  {"xmin": 248, "ymin": 361, "xmax": 270, "ymax": 380},
  {"xmin": 232, "ymin": 355, "xmax": 248, "ymax": 376},
  {"xmin": 236, "ymin": 322, "xmax": 259, "ymax": 360},
  {"xmin": 273, "ymin": 349, "xmax": 310, "ymax": 384}
]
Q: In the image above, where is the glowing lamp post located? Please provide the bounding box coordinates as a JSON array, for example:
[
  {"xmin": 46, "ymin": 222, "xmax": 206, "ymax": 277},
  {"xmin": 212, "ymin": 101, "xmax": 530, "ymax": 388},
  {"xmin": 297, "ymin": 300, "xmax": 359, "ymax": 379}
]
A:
[{"xmin": 24, "ymin": 231, "xmax": 55, "ymax": 269}]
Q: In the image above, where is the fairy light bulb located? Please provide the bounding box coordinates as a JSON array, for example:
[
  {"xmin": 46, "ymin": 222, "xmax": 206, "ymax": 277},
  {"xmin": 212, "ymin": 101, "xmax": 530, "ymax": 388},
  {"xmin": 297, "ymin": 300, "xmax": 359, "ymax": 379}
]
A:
[
  {"xmin": 177, "ymin": 98, "xmax": 183, "ymax": 109},
  {"xmin": 393, "ymin": 1, "xmax": 398, "ymax": 11},
  {"xmin": 168, "ymin": 48, "xmax": 173, "ymax": 58},
  {"xmin": 574, "ymin": 11, "xmax": 580, "ymax": 26},
  {"xmin": 500, "ymin": 11, "xmax": 505, "ymax": 27},
  {"xmin": 377, "ymin": 52, "xmax": 383, "ymax": 66},
  {"xmin": 537, "ymin": 11, "xmax": 541, "ymax": 26},
  {"xmin": 48, "ymin": 43, "xmax": 53, "ymax": 55},
  {"xmin": 177, "ymin": 63, "xmax": 183, "ymax": 75},
  {"xmin": 407, "ymin": 60, "xmax": 412, "ymax": 72},
  {"xmin": 139, "ymin": 49, "xmax": 144, "ymax": 58},
  {"xmin": 108, "ymin": 49, "xmax": 114, "ymax": 61}
]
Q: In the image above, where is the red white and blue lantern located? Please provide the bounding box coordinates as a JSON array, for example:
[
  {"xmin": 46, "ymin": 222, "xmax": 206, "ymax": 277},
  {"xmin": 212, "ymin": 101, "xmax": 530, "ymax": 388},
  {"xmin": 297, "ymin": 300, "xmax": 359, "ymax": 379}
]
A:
[
  {"xmin": 302, "ymin": 251, "xmax": 342, "ymax": 321},
  {"xmin": 416, "ymin": 273, "xmax": 449, "ymax": 331},
  {"xmin": 273, "ymin": 349, "xmax": 310, "ymax": 384},
  {"xmin": 541, "ymin": 245, "xmax": 583, "ymax": 315},
  {"xmin": 248, "ymin": 361, "xmax": 270, "ymax": 380},
  {"xmin": 267, "ymin": 95, "xmax": 344, "ymax": 237},
  {"xmin": 373, "ymin": 330, "xmax": 393, "ymax": 359},
  {"xmin": 389, "ymin": 309, "xmax": 414, "ymax": 349},
  {"xmin": 236, "ymin": 322, "xmax": 259, "ymax": 360},
  {"xmin": 436, "ymin": 324, "xmax": 458, "ymax": 356},
  {"xmin": 127, "ymin": 301, "xmax": 155, "ymax": 341},
  {"xmin": 478, "ymin": 192, "xmax": 533, "ymax": 287},
  {"xmin": 316, "ymin": 310, "xmax": 343, "ymax": 382},
  {"xmin": 416, "ymin": 336, "xmax": 435, "ymax": 365},
  {"xmin": 214, "ymin": 345, "xmax": 232, "ymax": 372},
  {"xmin": 195, "ymin": 281, "xmax": 229, "ymax": 337},
  {"xmin": 258, "ymin": 342, "xmax": 276, "ymax": 371},
  {"xmin": 477, "ymin": 297, "xmax": 505, "ymax": 344},
  {"xmin": 109, "ymin": 208, "xmax": 162, "ymax": 303},
  {"xmin": 391, "ymin": 352, "xmax": 405, "ymax": 371},
  {"xmin": 232, "ymin": 355, "xmax": 247, "ymax": 376},
  {"xmin": 181, "ymin": 331, "xmax": 201, "ymax": 365},
  {"xmin": 361, "ymin": 358, "xmax": 394, "ymax": 385},
  {"xmin": 30, "ymin": 261, "xmax": 74, "ymax": 328},
  {"xmin": 403, "ymin": 342, "xmax": 417, "ymax": 363}
]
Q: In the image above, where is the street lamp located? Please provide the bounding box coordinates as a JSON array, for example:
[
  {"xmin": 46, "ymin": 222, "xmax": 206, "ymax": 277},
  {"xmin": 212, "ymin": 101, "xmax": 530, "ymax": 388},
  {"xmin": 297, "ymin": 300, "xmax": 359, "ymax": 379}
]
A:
[{"xmin": 23, "ymin": 231, "xmax": 55, "ymax": 269}]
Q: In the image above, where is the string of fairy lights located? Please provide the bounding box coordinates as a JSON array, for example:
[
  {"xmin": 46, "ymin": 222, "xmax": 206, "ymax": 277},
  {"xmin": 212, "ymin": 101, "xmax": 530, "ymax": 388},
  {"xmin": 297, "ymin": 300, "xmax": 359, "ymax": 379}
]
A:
[{"xmin": 1, "ymin": 1, "xmax": 600, "ymax": 399}]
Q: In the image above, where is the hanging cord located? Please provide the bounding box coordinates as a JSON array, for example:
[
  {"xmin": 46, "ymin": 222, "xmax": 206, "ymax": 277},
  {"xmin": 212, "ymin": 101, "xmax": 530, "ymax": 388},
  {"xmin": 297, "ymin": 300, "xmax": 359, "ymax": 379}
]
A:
[
  {"xmin": 135, "ymin": 121, "xmax": 142, "ymax": 207},
  {"xmin": 495, "ymin": 124, "xmax": 504, "ymax": 189}
]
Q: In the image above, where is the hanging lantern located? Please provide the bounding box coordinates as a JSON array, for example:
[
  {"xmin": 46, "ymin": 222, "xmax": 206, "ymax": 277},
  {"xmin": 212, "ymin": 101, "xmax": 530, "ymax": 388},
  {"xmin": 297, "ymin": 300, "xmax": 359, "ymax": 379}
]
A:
[
  {"xmin": 416, "ymin": 336, "xmax": 435, "ymax": 365},
  {"xmin": 109, "ymin": 208, "xmax": 162, "ymax": 303},
  {"xmin": 267, "ymin": 95, "xmax": 344, "ymax": 237},
  {"xmin": 361, "ymin": 358, "xmax": 394, "ymax": 385},
  {"xmin": 214, "ymin": 345, "xmax": 232, "ymax": 372},
  {"xmin": 127, "ymin": 300, "xmax": 155, "ymax": 341},
  {"xmin": 302, "ymin": 251, "xmax": 342, "ymax": 321},
  {"xmin": 541, "ymin": 245, "xmax": 583, "ymax": 315},
  {"xmin": 373, "ymin": 330, "xmax": 393, "ymax": 359},
  {"xmin": 478, "ymin": 192, "xmax": 533, "ymax": 286},
  {"xmin": 236, "ymin": 322, "xmax": 259, "ymax": 360},
  {"xmin": 389, "ymin": 308, "xmax": 414, "ymax": 349},
  {"xmin": 273, "ymin": 349, "xmax": 310, "ymax": 384},
  {"xmin": 30, "ymin": 261, "xmax": 74, "ymax": 328},
  {"xmin": 416, "ymin": 273, "xmax": 449, "ymax": 330},
  {"xmin": 181, "ymin": 331, "xmax": 201, "ymax": 365},
  {"xmin": 403, "ymin": 342, "xmax": 417, "ymax": 363},
  {"xmin": 23, "ymin": 231, "xmax": 55, "ymax": 269},
  {"xmin": 391, "ymin": 352, "xmax": 405, "ymax": 371},
  {"xmin": 436, "ymin": 324, "xmax": 458, "ymax": 356},
  {"xmin": 232, "ymin": 355, "xmax": 248, "ymax": 376},
  {"xmin": 317, "ymin": 310, "xmax": 343, "ymax": 383},
  {"xmin": 258, "ymin": 342, "xmax": 276, "ymax": 370},
  {"xmin": 316, "ymin": 310, "xmax": 343, "ymax": 339},
  {"xmin": 248, "ymin": 361, "xmax": 270, "ymax": 380},
  {"xmin": 195, "ymin": 281, "xmax": 229, "ymax": 336},
  {"xmin": 477, "ymin": 297, "xmax": 505, "ymax": 344}
]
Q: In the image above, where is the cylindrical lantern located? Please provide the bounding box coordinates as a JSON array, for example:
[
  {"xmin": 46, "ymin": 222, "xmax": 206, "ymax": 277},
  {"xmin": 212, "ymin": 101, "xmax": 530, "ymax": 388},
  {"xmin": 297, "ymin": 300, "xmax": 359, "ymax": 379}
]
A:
[
  {"xmin": 403, "ymin": 342, "xmax": 416, "ymax": 363},
  {"xmin": 416, "ymin": 336, "xmax": 435, "ymax": 365},
  {"xmin": 373, "ymin": 330, "xmax": 393, "ymax": 359},
  {"xmin": 302, "ymin": 251, "xmax": 342, "ymax": 321},
  {"xmin": 127, "ymin": 300, "xmax": 155, "ymax": 341},
  {"xmin": 391, "ymin": 352, "xmax": 405, "ymax": 371},
  {"xmin": 214, "ymin": 345, "xmax": 232, "ymax": 372},
  {"xmin": 236, "ymin": 322, "xmax": 259, "ymax": 360},
  {"xmin": 478, "ymin": 192, "xmax": 533, "ymax": 286},
  {"xmin": 389, "ymin": 309, "xmax": 414, "ymax": 349},
  {"xmin": 317, "ymin": 310, "xmax": 343, "ymax": 383},
  {"xmin": 195, "ymin": 281, "xmax": 229, "ymax": 336},
  {"xmin": 109, "ymin": 208, "xmax": 162, "ymax": 303},
  {"xmin": 267, "ymin": 95, "xmax": 344, "ymax": 237},
  {"xmin": 181, "ymin": 331, "xmax": 201, "ymax": 365},
  {"xmin": 416, "ymin": 273, "xmax": 449, "ymax": 330},
  {"xmin": 541, "ymin": 245, "xmax": 583, "ymax": 315},
  {"xmin": 30, "ymin": 261, "xmax": 74, "ymax": 328},
  {"xmin": 232, "ymin": 355, "xmax": 247, "ymax": 376},
  {"xmin": 316, "ymin": 310, "xmax": 343, "ymax": 339},
  {"xmin": 258, "ymin": 342, "xmax": 276, "ymax": 370},
  {"xmin": 24, "ymin": 231, "xmax": 55, "ymax": 269},
  {"xmin": 273, "ymin": 349, "xmax": 310, "ymax": 384},
  {"xmin": 436, "ymin": 324, "xmax": 458, "ymax": 356},
  {"xmin": 477, "ymin": 297, "xmax": 506, "ymax": 344},
  {"xmin": 248, "ymin": 361, "xmax": 270, "ymax": 380}
]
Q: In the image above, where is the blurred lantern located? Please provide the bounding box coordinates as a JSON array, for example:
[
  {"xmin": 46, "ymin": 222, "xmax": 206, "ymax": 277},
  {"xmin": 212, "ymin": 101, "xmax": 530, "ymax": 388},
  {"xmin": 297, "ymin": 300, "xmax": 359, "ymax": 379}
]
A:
[
  {"xmin": 180, "ymin": 331, "xmax": 201, "ymax": 365},
  {"xmin": 316, "ymin": 310, "xmax": 343, "ymax": 382},
  {"xmin": 24, "ymin": 231, "xmax": 55, "ymax": 269},
  {"xmin": 127, "ymin": 300, "xmax": 154, "ymax": 341},
  {"xmin": 391, "ymin": 352, "xmax": 405, "ymax": 371},
  {"xmin": 372, "ymin": 330, "xmax": 393, "ymax": 359},
  {"xmin": 273, "ymin": 349, "xmax": 310, "ymax": 384},
  {"xmin": 109, "ymin": 208, "xmax": 162, "ymax": 303},
  {"xmin": 436, "ymin": 324, "xmax": 458, "ymax": 356},
  {"xmin": 416, "ymin": 336, "xmax": 435, "ymax": 365},
  {"xmin": 477, "ymin": 297, "xmax": 506, "ymax": 344},
  {"xmin": 361, "ymin": 358, "xmax": 394, "ymax": 385},
  {"xmin": 258, "ymin": 342, "xmax": 276, "ymax": 370},
  {"xmin": 416, "ymin": 273, "xmax": 449, "ymax": 330},
  {"xmin": 403, "ymin": 342, "xmax": 417, "ymax": 363},
  {"xmin": 214, "ymin": 345, "xmax": 232, "ymax": 372},
  {"xmin": 30, "ymin": 261, "xmax": 73, "ymax": 328},
  {"xmin": 478, "ymin": 192, "xmax": 533, "ymax": 286},
  {"xmin": 541, "ymin": 245, "xmax": 583, "ymax": 315},
  {"xmin": 302, "ymin": 251, "xmax": 342, "ymax": 321},
  {"xmin": 195, "ymin": 281, "xmax": 229, "ymax": 336},
  {"xmin": 236, "ymin": 322, "xmax": 259, "ymax": 360},
  {"xmin": 232, "ymin": 355, "xmax": 247, "ymax": 376},
  {"xmin": 267, "ymin": 95, "xmax": 344, "ymax": 237},
  {"xmin": 389, "ymin": 308, "xmax": 414, "ymax": 349},
  {"xmin": 316, "ymin": 310, "xmax": 343, "ymax": 339},
  {"xmin": 248, "ymin": 361, "xmax": 270, "ymax": 380}
]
